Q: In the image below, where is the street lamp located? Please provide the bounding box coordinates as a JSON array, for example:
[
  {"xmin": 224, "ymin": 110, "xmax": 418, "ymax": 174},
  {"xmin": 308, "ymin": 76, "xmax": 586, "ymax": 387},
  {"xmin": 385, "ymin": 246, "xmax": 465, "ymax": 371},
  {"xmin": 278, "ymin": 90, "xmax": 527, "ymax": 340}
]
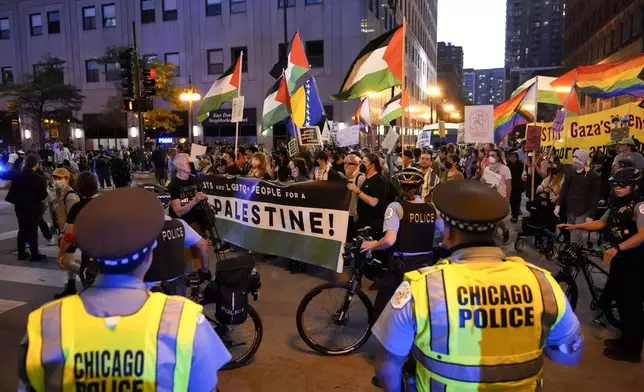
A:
[
  {"xmin": 443, "ymin": 103, "xmax": 455, "ymax": 113},
  {"xmin": 180, "ymin": 75, "xmax": 201, "ymax": 144},
  {"xmin": 426, "ymin": 85, "xmax": 441, "ymax": 125},
  {"xmin": 450, "ymin": 112, "xmax": 461, "ymax": 120}
]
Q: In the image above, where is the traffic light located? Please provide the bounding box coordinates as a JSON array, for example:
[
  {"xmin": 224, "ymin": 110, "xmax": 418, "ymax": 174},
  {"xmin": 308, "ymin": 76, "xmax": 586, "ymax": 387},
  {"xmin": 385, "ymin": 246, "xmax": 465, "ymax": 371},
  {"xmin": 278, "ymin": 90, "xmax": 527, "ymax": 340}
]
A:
[
  {"xmin": 119, "ymin": 48, "xmax": 134, "ymax": 110},
  {"xmin": 141, "ymin": 66, "xmax": 157, "ymax": 98}
]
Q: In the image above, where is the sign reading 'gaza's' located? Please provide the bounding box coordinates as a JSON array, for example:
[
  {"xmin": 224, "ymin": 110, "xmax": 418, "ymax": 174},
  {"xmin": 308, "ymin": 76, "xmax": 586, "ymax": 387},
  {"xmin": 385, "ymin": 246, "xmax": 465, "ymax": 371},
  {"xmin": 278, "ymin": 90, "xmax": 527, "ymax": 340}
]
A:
[{"xmin": 199, "ymin": 174, "xmax": 351, "ymax": 272}]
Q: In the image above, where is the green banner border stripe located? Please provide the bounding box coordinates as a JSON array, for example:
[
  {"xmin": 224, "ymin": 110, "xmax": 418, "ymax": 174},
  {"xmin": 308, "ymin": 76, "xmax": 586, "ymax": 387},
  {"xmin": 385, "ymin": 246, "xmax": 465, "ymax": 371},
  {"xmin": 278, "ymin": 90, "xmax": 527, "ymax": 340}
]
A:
[{"xmin": 215, "ymin": 219, "xmax": 341, "ymax": 270}]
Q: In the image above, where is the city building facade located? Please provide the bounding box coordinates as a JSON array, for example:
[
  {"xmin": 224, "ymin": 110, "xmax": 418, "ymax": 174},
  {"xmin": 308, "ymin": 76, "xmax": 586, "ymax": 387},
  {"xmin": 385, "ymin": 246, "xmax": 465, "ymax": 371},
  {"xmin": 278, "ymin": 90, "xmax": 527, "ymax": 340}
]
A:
[
  {"xmin": 462, "ymin": 68, "xmax": 504, "ymax": 106},
  {"xmin": 0, "ymin": 0, "xmax": 438, "ymax": 148},
  {"xmin": 437, "ymin": 41, "xmax": 462, "ymax": 98}
]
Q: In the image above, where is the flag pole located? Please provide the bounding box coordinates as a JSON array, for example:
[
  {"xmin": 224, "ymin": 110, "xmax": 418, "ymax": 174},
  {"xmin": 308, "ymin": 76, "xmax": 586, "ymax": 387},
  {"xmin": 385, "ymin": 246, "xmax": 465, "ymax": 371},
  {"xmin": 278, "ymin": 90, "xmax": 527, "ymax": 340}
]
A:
[
  {"xmin": 530, "ymin": 76, "xmax": 539, "ymax": 201},
  {"xmin": 235, "ymin": 51, "xmax": 243, "ymax": 158}
]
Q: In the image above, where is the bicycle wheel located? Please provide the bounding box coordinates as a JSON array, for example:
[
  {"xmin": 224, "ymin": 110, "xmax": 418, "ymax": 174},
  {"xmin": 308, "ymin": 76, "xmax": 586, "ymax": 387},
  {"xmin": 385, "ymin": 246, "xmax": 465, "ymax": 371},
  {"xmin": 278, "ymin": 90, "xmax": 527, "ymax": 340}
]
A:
[
  {"xmin": 296, "ymin": 282, "xmax": 374, "ymax": 355},
  {"xmin": 602, "ymin": 291, "xmax": 622, "ymax": 330},
  {"xmin": 555, "ymin": 273, "xmax": 578, "ymax": 311},
  {"xmin": 202, "ymin": 303, "xmax": 263, "ymax": 370}
]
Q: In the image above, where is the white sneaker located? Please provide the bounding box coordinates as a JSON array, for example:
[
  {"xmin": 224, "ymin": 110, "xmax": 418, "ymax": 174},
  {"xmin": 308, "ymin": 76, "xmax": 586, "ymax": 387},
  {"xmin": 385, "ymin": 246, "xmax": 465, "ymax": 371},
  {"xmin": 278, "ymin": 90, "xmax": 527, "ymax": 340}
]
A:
[{"xmin": 47, "ymin": 238, "xmax": 56, "ymax": 246}]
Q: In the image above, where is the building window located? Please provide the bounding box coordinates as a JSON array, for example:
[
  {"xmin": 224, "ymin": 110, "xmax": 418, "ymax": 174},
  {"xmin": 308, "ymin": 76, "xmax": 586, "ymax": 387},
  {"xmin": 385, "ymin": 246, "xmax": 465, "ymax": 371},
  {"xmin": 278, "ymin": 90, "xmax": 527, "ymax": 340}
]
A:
[
  {"xmin": 230, "ymin": 0, "xmax": 246, "ymax": 14},
  {"xmin": 1, "ymin": 67, "xmax": 13, "ymax": 85},
  {"xmin": 0, "ymin": 18, "xmax": 9, "ymax": 40},
  {"xmin": 143, "ymin": 54, "xmax": 158, "ymax": 64},
  {"xmin": 306, "ymin": 40, "xmax": 324, "ymax": 68},
  {"xmin": 85, "ymin": 60, "xmax": 100, "ymax": 83},
  {"xmin": 34, "ymin": 63, "xmax": 64, "ymax": 83},
  {"xmin": 207, "ymin": 49, "xmax": 224, "ymax": 74},
  {"xmin": 163, "ymin": 0, "xmax": 178, "ymax": 21},
  {"xmin": 83, "ymin": 7, "xmax": 97, "ymax": 30},
  {"xmin": 105, "ymin": 62, "xmax": 120, "ymax": 81},
  {"xmin": 279, "ymin": 0, "xmax": 295, "ymax": 8},
  {"xmin": 206, "ymin": 0, "xmax": 222, "ymax": 16},
  {"xmin": 30, "ymin": 14, "xmax": 43, "ymax": 36},
  {"xmin": 306, "ymin": 0, "xmax": 323, "ymax": 4},
  {"xmin": 102, "ymin": 4, "xmax": 116, "ymax": 28},
  {"xmin": 47, "ymin": 11, "xmax": 60, "ymax": 34},
  {"xmin": 231, "ymin": 47, "xmax": 248, "ymax": 72},
  {"xmin": 165, "ymin": 52, "xmax": 180, "ymax": 76},
  {"xmin": 141, "ymin": 0, "xmax": 156, "ymax": 24}
]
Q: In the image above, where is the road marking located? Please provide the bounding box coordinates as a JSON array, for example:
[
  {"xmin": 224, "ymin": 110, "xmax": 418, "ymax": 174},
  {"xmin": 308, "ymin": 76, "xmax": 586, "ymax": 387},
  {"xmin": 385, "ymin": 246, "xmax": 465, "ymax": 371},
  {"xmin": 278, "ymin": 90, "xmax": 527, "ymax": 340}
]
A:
[
  {"xmin": 0, "ymin": 299, "xmax": 28, "ymax": 314},
  {"xmin": 0, "ymin": 264, "xmax": 66, "ymax": 287},
  {"xmin": 0, "ymin": 230, "xmax": 19, "ymax": 241}
]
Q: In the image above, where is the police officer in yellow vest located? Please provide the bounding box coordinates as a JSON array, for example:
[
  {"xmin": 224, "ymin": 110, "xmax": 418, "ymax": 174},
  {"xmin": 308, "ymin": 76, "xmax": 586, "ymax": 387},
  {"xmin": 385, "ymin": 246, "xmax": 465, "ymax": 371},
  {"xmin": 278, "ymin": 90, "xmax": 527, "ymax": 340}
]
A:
[
  {"xmin": 18, "ymin": 187, "xmax": 231, "ymax": 392},
  {"xmin": 371, "ymin": 180, "xmax": 583, "ymax": 392}
]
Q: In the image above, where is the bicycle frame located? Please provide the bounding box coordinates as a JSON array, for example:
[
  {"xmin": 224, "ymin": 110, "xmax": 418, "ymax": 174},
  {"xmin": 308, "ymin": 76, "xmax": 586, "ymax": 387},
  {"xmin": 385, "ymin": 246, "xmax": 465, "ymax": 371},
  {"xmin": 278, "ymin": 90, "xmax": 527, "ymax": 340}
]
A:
[{"xmin": 561, "ymin": 244, "xmax": 608, "ymax": 308}]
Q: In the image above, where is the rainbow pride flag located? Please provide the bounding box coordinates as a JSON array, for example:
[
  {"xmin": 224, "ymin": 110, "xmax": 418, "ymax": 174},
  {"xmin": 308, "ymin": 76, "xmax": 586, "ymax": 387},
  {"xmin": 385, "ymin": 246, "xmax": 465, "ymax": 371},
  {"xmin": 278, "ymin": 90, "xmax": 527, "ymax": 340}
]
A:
[{"xmin": 494, "ymin": 87, "xmax": 530, "ymax": 143}]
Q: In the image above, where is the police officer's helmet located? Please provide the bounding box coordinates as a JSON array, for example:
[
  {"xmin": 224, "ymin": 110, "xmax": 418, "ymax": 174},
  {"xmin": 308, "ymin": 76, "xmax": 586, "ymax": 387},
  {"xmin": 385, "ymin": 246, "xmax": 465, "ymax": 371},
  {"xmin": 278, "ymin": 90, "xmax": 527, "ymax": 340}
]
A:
[
  {"xmin": 138, "ymin": 183, "xmax": 171, "ymax": 209},
  {"xmin": 395, "ymin": 167, "xmax": 424, "ymax": 187},
  {"xmin": 609, "ymin": 167, "xmax": 642, "ymax": 188}
]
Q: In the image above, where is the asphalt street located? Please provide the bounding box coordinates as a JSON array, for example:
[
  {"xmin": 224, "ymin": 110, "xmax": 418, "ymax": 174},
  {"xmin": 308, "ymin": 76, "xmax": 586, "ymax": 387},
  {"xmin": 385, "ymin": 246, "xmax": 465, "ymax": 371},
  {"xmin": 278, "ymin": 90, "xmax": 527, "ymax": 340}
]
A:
[{"xmin": 0, "ymin": 186, "xmax": 642, "ymax": 391}]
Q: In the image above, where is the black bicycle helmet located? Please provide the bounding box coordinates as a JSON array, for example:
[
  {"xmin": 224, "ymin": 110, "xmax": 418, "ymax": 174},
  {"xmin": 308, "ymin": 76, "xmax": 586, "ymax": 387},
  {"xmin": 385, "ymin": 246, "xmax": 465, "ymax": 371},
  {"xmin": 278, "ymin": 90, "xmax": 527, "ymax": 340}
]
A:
[
  {"xmin": 608, "ymin": 167, "xmax": 642, "ymax": 188},
  {"xmin": 396, "ymin": 167, "xmax": 425, "ymax": 187},
  {"xmin": 139, "ymin": 183, "xmax": 171, "ymax": 209}
]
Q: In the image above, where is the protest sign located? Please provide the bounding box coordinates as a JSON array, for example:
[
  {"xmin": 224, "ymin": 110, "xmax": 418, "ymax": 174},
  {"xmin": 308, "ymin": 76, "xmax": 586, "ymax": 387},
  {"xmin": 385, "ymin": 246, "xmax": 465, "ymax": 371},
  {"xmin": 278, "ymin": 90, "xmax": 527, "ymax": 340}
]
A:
[
  {"xmin": 329, "ymin": 121, "xmax": 339, "ymax": 143},
  {"xmin": 190, "ymin": 143, "xmax": 207, "ymax": 162},
  {"xmin": 298, "ymin": 126, "xmax": 323, "ymax": 147},
  {"xmin": 336, "ymin": 125, "xmax": 360, "ymax": 147},
  {"xmin": 552, "ymin": 109, "xmax": 567, "ymax": 135},
  {"xmin": 381, "ymin": 128, "xmax": 400, "ymax": 152},
  {"xmin": 457, "ymin": 123, "xmax": 465, "ymax": 144},
  {"xmin": 525, "ymin": 125, "xmax": 542, "ymax": 151},
  {"xmin": 231, "ymin": 96, "xmax": 245, "ymax": 123},
  {"xmin": 482, "ymin": 169, "xmax": 501, "ymax": 190},
  {"xmin": 535, "ymin": 102, "xmax": 644, "ymax": 162},
  {"xmin": 321, "ymin": 121, "xmax": 331, "ymax": 142},
  {"xmin": 199, "ymin": 175, "xmax": 351, "ymax": 272},
  {"xmin": 464, "ymin": 105, "xmax": 494, "ymax": 143},
  {"xmin": 288, "ymin": 139, "xmax": 299, "ymax": 157},
  {"xmin": 416, "ymin": 130, "xmax": 431, "ymax": 148}
]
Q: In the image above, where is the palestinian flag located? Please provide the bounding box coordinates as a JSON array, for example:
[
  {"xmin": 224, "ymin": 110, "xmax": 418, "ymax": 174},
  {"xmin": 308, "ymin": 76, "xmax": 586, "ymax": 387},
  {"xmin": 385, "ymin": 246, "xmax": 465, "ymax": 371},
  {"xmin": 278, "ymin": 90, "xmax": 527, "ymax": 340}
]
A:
[
  {"xmin": 331, "ymin": 24, "xmax": 404, "ymax": 101},
  {"xmin": 285, "ymin": 31, "xmax": 311, "ymax": 93},
  {"xmin": 379, "ymin": 90, "xmax": 408, "ymax": 124},
  {"xmin": 197, "ymin": 56, "xmax": 242, "ymax": 122},
  {"xmin": 262, "ymin": 75, "xmax": 291, "ymax": 130}
]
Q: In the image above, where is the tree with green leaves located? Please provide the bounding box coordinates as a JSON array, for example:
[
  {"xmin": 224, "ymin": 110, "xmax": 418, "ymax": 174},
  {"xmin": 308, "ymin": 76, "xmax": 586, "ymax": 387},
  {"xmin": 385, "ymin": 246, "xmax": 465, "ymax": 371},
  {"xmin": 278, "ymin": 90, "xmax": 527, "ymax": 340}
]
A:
[
  {"xmin": 99, "ymin": 46, "xmax": 184, "ymax": 132},
  {"xmin": 0, "ymin": 56, "xmax": 84, "ymax": 144}
]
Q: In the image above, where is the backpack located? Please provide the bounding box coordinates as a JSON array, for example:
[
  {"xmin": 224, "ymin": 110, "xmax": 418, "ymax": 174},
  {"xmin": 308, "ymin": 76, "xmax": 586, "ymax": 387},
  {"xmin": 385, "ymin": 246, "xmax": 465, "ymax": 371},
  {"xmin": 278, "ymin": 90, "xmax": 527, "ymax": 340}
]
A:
[{"xmin": 204, "ymin": 256, "xmax": 258, "ymax": 325}]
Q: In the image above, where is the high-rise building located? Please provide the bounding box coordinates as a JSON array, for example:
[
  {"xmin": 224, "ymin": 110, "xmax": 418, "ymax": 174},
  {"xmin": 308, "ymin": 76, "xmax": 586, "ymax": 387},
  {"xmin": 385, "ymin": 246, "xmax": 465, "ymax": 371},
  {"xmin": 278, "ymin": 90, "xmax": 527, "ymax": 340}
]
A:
[
  {"xmin": 563, "ymin": 0, "xmax": 643, "ymax": 67},
  {"xmin": 0, "ymin": 0, "xmax": 438, "ymax": 147},
  {"xmin": 437, "ymin": 42, "xmax": 463, "ymax": 98},
  {"xmin": 505, "ymin": 0, "xmax": 565, "ymax": 69},
  {"xmin": 462, "ymin": 68, "xmax": 504, "ymax": 106}
]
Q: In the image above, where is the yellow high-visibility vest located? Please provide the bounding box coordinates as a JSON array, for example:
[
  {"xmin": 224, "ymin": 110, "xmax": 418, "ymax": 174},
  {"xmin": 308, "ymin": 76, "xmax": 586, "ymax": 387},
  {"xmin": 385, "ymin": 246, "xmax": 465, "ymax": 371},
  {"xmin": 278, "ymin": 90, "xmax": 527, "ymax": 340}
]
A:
[
  {"xmin": 405, "ymin": 257, "xmax": 566, "ymax": 392},
  {"xmin": 26, "ymin": 292, "xmax": 202, "ymax": 392}
]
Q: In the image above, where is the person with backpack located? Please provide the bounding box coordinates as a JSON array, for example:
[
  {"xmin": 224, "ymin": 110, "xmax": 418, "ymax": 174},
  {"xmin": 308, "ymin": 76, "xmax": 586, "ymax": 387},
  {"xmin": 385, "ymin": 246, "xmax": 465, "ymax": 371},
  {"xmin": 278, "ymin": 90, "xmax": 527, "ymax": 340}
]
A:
[{"xmin": 49, "ymin": 168, "xmax": 80, "ymax": 237}]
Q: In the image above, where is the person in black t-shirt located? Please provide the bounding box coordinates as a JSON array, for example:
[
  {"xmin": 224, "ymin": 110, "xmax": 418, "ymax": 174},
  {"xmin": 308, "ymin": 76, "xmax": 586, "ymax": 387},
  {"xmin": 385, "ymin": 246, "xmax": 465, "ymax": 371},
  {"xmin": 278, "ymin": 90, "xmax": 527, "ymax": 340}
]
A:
[
  {"xmin": 167, "ymin": 153, "xmax": 208, "ymax": 267},
  {"xmin": 151, "ymin": 146, "xmax": 168, "ymax": 186},
  {"xmin": 223, "ymin": 151, "xmax": 242, "ymax": 175},
  {"xmin": 56, "ymin": 172, "xmax": 100, "ymax": 298},
  {"xmin": 348, "ymin": 153, "xmax": 388, "ymax": 234}
]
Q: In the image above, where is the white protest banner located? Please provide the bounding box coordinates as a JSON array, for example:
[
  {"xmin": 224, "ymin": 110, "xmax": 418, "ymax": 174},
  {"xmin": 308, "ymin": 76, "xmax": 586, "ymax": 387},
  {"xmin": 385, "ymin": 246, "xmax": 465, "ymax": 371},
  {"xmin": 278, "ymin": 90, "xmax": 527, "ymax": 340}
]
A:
[
  {"xmin": 457, "ymin": 123, "xmax": 465, "ymax": 144},
  {"xmin": 231, "ymin": 96, "xmax": 245, "ymax": 123},
  {"xmin": 298, "ymin": 126, "xmax": 323, "ymax": 147},
  {"xmin": 464, "ymin": 105, "xmax": 494, "ymax": 143},
  {"xmin": 329, "ymin": 121, "xmax": 339, "ymax": 143},
  {"xmin": 321, "ymin": 121, "xmax": 331, "ymax": 142},
  {"xmin": 336, "ymin": 125, "xmax": 360, "ymax": 147},
  {"xmin": 381, "ymin": 128, "xmax": 400, "ymax": 152},
  {"xmin": 416, "ymin": 130, "xmax": 431, "ymax": 148},
  {"xmin": 190, "ymin": 143, "xmax": 207, "ymax": 162},
  {"xmin": 482, "ymin": 169, "xmax": 502, "ymax": 190},
  {"xmin": 200, "ymin": 175, "xmax": 351, "ymax": 272}
]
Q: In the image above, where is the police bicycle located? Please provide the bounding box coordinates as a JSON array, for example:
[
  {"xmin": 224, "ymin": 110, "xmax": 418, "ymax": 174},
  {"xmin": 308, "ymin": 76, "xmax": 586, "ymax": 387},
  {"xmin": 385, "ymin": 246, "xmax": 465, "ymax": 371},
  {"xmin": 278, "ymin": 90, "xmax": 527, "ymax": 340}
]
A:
[
  {"xmin": 553, "ymin": 235, "xmax": 621, "ymax": 329},
  {"xmin": 295, "ymin": 227, "xmax": 383, "ymax": 355}
]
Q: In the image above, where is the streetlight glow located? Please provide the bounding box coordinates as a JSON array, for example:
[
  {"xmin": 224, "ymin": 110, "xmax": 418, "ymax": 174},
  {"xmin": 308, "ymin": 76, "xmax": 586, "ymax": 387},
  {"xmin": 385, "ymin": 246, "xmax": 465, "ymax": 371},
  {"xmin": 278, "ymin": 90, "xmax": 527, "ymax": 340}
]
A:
[
  {"xmin": 74, "ymin": 128, "xmax": 83, "ymax": 139},
  {"xmin": 427, "ymin": 86, "xmax": 441, "ymax": 97},
  {"xmin": 24, "ymin": 129, "xmax": 31, "ymax": 139},
  {"xmin": 450, "ymin": 112, "xmax": 461, "ymax": 120},
  {"xmin": 443, "ymin": 104, "xmax": 455, "ymax": 112},
  {"xmin": 180, "ymin": 91, "xmax": 201, "ymax": 102}
]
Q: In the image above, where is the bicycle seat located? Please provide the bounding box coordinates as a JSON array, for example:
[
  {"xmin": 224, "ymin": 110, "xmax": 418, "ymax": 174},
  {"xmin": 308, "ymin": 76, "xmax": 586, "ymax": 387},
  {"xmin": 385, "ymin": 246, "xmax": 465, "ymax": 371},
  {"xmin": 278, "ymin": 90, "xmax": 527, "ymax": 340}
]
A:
[
  {"xmin": 356, "ymin": 226, "xmax": 371, "ymax": 236},
  {"xmin": 184, "ymin": 270, "xmax": 212, "ymax": 286}
]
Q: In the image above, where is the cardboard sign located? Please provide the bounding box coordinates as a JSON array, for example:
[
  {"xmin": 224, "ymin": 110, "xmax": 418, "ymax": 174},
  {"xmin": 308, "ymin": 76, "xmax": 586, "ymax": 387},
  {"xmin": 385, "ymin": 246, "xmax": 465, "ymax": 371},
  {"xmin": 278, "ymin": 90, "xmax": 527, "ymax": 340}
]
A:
[
  {"xmin": 288, "ymin": 139, "xmax": 299, "ymax": 157},
  {"xmin": 464, "ymin": 105, "xmax": 494, "ymax": 143},
  {"xmin": 298, "ymin": 126, "xmax": 323, "ymax": 147},
  {"xmin": 610, "ymin": 127, "xmax": 629, "ymax": 143},
  {"xmin": 231, "ymin": 96, "xmax": 245, "ymax": 123},
  {"xmin": 381, "ymin": 129, "xmax": 400, "ymax": 152},
  {"xmin": 336, "ymin": 125, "xmax": 360, "ymax": 147},
  {"xmin": 190, "ymin": 143, "xmax": 207, "ymax": 162},
  {"xmin": 416, "ymin": 130, "xmax": 431, "ymax": 148},
  {"xmin": 457, "ymin": 123, "xmax": 465, "ymax": 144},
  {"xmin": 321, "ymin": 121, "xmax": 331, "ymax": 142},
  {"xmin": 525, "ymin": 125, "xmax": 542, "ymax": 151},
  {"xmin": 482, "ymin": 169, "xmax": 501, "ymax": 190}
]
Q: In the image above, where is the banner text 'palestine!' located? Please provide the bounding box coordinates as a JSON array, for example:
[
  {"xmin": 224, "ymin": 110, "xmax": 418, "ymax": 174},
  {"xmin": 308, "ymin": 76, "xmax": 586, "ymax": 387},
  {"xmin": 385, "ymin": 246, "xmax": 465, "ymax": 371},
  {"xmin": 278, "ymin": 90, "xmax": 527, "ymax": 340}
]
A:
[
  {"xmin": 330, "ymin": 24, "xmax": 404, "ymax": 101},
  {"xmin": 197, "ymin": 56, "xmax": 242, "ymax": 122}
]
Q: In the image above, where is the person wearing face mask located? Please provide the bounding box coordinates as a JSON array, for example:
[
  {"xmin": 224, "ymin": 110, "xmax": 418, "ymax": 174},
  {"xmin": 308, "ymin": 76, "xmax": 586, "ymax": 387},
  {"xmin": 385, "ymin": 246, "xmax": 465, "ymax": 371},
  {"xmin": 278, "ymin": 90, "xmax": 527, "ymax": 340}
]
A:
[
  {"xmin": 559, "ymin": 168, "xmax": 644, "ymax": 363},
  {"xmin": 506, "ymin": 151, "xmax": 524, "ymax": 222},
  {"xmin": 555, "ymin": 149, "xmax": 600, "ymax": 245},
  {"xmin": 481, "ymin": 149, "xmax": 512, "ymax": 243},
  {"xmin": 222, "ymin": 151, "xmax": 242, "ymax": 175},
  {"xmin": 372, "ymin": 180, "xmax": 582, "ymax": 392},
  {"xmin": 440, "ymin": 153, "xmax": 464, "ymax": 183}
]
